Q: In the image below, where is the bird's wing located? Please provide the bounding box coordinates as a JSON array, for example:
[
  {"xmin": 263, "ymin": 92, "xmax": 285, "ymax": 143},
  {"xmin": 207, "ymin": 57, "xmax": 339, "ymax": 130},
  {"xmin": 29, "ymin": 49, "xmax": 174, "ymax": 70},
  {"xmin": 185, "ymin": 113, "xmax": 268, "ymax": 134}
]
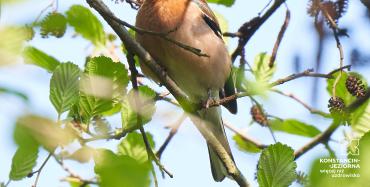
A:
[
  {"xmin": 193, "ymin": 0, "xmax": 238, "ymax": 114},
  {"xmin": 193, "ymin": 0, "xmax": 223, "ymax": 39}
]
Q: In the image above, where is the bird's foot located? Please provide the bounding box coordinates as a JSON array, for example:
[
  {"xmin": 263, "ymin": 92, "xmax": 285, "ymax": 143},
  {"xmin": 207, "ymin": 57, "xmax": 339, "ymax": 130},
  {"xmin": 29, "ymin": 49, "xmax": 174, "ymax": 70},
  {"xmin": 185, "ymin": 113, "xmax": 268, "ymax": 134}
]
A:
[{"xmin": 204, "ymin": 90, "xmax": 216, "ymax": 109}]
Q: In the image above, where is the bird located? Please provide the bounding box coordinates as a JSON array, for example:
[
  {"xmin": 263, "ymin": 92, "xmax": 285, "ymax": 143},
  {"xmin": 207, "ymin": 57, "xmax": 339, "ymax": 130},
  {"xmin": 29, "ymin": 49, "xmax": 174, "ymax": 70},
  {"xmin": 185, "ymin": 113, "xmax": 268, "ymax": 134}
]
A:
[{"xmin": 135, "ymin": 0, "xmax": 237, "ymax": 182}]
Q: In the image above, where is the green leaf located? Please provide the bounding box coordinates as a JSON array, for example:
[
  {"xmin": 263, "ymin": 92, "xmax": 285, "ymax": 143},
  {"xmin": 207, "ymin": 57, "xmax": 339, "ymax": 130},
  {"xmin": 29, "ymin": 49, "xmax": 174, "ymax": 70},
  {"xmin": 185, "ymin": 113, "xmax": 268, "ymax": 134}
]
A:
[
  {"xmin": 257, "ymin": 143, "xmax": 297, "ymax": 187},
  {"xmin": 69, "ymin": 181, "xmax": 91, "ymax": 187},
  {"xmin": 0, "ymin": 27, "xmax": 28, "ymax": 66},
  {"xmin": 13, "ymin": 116, "xmax": 39, "ymax": 148},
  {"xmin": 14, "ymin": 115, "xmax": 75, "ymax": 151},
  {"xmin": 92, "ymin": 117, "xmax": 111, "ymax": 136},
  {"xmin": 94, "ymin": 149, "xmax": 151, "ymax": 187},
  {"xmin": 9, "ymin": 146, "xmax": 38, "ymax": 180},
  {"xmin": 243, "ymin": 53, "xmax": 276, "ymax": 96},
  {"xmin": 253, "ymin": 53, "xmax": 276, "ymax": 83},
  {"xmin": 121, "ymin": 86, "xmax": 156, "ymax": 130},
  {"xmin": 233, "ymin": 134, "xmax": 262, "ymax": 153},
  {"xmin": 66, "ymin": 5, "xmax": 106, "ymax": 46},
  {"xmin": 351, "ymin": 100, "xmax": 370, "ymax": 136},
  {"xmin": 85, "ymin": 56, "xmax": 129, "ymax": 101},
  {"xmin": 78, "ymin": 94, "xmax": 114, "ymax": 123},
  {"xmin": 269, "ymin": 119, "xmax": 321, "ymax": 137},
  {"xmin": 118, "ymin": 132, "xmax": 155, "ymax": 163},
  {"xmin": 50, "ymin": 62, "xmax": 80, "ymax": 115},
  {"xmin": 327, "ymin": 72, "xmax": 355, "ymax": 105},
  {"xmin": 309, "ymin": 132, "xmax": 370, "ymax": 187},
  {"xmin": 68, "ymin": 146, "xmax": 95, "ymax": 163},
  {"xmin": 23, "ymin": 46, "xmax": 60, "ymax": 72},
  {"xmin": 40, "ymin": 12, "xmax": 67, "ymax": 38},
  {"xmin": 207, "ymin": 0, "xmax": 235, "ymax": 7}
]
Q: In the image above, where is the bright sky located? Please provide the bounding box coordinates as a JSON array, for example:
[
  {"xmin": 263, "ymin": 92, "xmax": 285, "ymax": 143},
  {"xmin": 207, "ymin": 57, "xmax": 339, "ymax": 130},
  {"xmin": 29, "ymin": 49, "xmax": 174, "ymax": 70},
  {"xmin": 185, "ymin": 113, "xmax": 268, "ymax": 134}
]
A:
[{"xmin": 0, "ymin": 0, "xmax": 370, "ymax": 187}]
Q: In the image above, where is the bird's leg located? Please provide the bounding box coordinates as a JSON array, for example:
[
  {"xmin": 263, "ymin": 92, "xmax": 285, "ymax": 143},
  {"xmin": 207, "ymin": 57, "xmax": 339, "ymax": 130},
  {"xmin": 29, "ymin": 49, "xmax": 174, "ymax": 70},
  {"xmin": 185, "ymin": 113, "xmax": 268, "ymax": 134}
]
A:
[{"xmin": 204, "ymin": 89, "xmax": 216, "ymax": 109}]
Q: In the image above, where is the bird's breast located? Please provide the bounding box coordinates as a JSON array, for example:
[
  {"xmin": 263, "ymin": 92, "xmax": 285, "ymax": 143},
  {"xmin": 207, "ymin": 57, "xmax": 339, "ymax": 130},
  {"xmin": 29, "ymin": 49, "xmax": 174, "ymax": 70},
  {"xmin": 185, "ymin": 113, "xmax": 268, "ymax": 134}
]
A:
[{"xmin": 136, "ymin": 1, "xmax": 231, "ymax": 99}]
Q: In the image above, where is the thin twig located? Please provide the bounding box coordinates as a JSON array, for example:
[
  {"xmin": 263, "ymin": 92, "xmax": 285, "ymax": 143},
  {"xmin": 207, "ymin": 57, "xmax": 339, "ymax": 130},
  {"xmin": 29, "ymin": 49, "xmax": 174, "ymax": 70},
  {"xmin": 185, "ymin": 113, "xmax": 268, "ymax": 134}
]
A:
[
  {"xmin": 30, "ymin": 152, "xmax": 53, "ymax": 187},
  {"xmin": 127, "ymin": 52, "xmax": 174, "ymax": 178},
  {"xmin": 269, "ymin": 9, "xmax": 290, "ymax": 67},
  {"xmin": 268, "ymin": 126, "xmax": 278, "ymax": 143},
  {"xmin": 156, "ymin": 114, "xmax": 187, "ymax": 159},
  {"xmin": 81, "ymin": 130, "xmax": 128, "ymax": 143},
  {"xmin": 96, "ymin": 9, "xmax": 209, "ymax": 57},
  {"xmin": 294, "ymin": 121, "xmax": 340, "ymax": 160},
  {"xmin": 54, "ymin": 157, "xmax": 97, "ymax": 186},
  {"xmin": 223, "ymin": 121, "xmax": 268, "ymax": 149},
  {"xmin": 231, "ymin": 0, "xmax": 287, "ymax": 62},
  {"xmin": 270, "ymin": 68, "xmax": 332, "ymax": 87},
  {"xmin": 151, "ymin": 163, "xmax": 159, "ymax": 187},
  {"xmin": 272, "ymin": 89, "xmax": 331, "ymax": 118}
]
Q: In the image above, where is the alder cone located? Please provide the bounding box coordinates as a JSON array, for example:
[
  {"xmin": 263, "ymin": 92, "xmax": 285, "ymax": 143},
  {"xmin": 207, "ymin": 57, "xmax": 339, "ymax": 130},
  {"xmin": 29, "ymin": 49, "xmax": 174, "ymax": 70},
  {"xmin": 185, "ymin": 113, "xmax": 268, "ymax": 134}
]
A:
[
  {"xmin": 346, "ymin": 75, "xmax": 366, "ymax": 98},
  {"xmin": 250, "ymin": 105, "xmax": 268, "ymax": 126}
]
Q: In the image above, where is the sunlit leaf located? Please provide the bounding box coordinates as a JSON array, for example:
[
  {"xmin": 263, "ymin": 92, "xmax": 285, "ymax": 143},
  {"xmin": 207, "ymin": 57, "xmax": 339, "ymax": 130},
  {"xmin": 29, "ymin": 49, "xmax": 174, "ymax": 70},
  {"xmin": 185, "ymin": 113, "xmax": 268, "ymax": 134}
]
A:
[
  {"xmin": 0, "ymin": 27, "xmax": 28, "ymax": 66},
  {"xmin": 9, "ymin": 146, "xmax": 38, "ymax": 180},
  {"xmin": 40, "ymin": 12, "xmax": 67, "ymax": 38},
  {"xmin": 327, "ymin": 72, "xmax": 354, "ymax": 105},
  {"xmin": 207, "ymin": 0, "xmax": 235, "ymax": 7},
  {"xmin": 233, "ymin": 134, "xmax": 262, "ymax": 153},
  {"xmin": 50, "ymin": 62, "xmax": 80, "ymax": 115},
  {"xmin": 15, "ymin": 115, "xmax": 75, "ymax": 151},
  {"xmin": 257, "ymin": 143, "xmax": 297, "ymax": 187},
  {"xmin": 66, "ymin": 5, "xmax": 106, "ymax": 46},
  {"xmin": 243, "ymin": 53, "xmax": 276, "ymax": 96},
  {"xmin": 68, "ymin": 146, "xmax": 95, "ymax": 163},
  {"xmin": 23, "ymin": 46, "xmax": 60, "ymax": 72},
  {"xmin": 92, "ymin": 117, "xmax": 111, "ymax": 136},
  {"xmin": 85, "ymin": 56, "xmax": 129, "ymax": 101},
  {"xmin": 269, "ymin": 119, "xmax": 321, "ymax": 137},
  {"xmin": 253, "ymin": 53, "xmax": 276, "ymax": 83},
  {"xmin": 118, "ymin": 132, "xmax": 155, "ymax": 163},
  {"xmin": 121, "ymin": 86, "xmax": 156, "ymax": 130},
  {"xmin": 94, "ymin": 149, "xmax": 151, "ymax": 187}
]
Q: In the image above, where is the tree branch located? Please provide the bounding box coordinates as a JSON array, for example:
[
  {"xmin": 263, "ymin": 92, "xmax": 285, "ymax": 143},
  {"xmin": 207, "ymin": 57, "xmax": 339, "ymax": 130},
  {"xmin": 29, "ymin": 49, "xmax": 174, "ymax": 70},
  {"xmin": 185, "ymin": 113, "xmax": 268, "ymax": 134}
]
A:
[
  {"xmin": 294, "ymin": 92, "xmax": 370, "ymax": 159},
  {"xmin": 231, "ymin": 0, "xmax": 287, "ymax": 62},
  {"xmin": 156, "ymin": 114, "xmax": 187, "ymax": 159}
]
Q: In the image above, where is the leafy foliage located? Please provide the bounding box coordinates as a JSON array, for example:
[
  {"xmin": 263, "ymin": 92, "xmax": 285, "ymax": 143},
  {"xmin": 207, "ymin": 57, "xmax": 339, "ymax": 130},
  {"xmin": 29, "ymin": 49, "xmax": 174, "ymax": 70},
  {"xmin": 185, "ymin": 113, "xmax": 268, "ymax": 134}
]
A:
[
  {"xmin": 68, "ymin": 146, "xmax": 95, "ymax": 163},
  {"xmin": 309, "ymin": 131, "xmax": 370, "ymax": 187},
  {"xmin": 94, "ymin": 149, "xmax": 151, "ymax": 187},
  {"xmin": 85, "ymin": 56, "xmax": 129, "ymax": 102},
  {"xmin": 233, "ymin": 134, "xmax": 262, "ymax": 153},
  {"xmin": 327, "ymin": 72, "xmax": 354, "ymax": 106},
  {"xmin": 257, "ymin": 143, "xmax": 297, "ymax": 187},
  {"xmin": 14, "ymin": 115, "xmax": 75, "ymax": 151},
  {"xmin": 76, "ymin": 56, "xmax": 130, "ymax": 123},
  {"xmin": 269, "ymin": 119, "xmax": 321, "ymax": 137},
  {"xmin": 9, "ymin": 146, "xmax": 38, "ymax": 180},
  {"xmin": 23, "ymin": 46, "xmax": 61, "ymax": 72},
  {"xmin": 121, "ymin": 86, "xmax": 156, "ymax": 130},
  {"xmin": 243, "ymin": 53, "xmax": 276, "ymax": 96},
  {"xmin": 66, "ymin": 5, "xmax": 106, "ymax": 46},
  {"xmin": 118, "ymin": 132, "xmax": 155, "ymax": 163},
  {"xmin": 207, "ymin": 0, "xmax": 235, "ymax": 7},
  {"xmin": 0, "ymin": 27, "xmax": 28, "ymax": 66},
  {"xmin": 40, "ymin": 12, "xmax": 67, "ymax": 38},
  {"xmin": 50, "ymin": 62, "xmax": 80, "ymax": 115}
]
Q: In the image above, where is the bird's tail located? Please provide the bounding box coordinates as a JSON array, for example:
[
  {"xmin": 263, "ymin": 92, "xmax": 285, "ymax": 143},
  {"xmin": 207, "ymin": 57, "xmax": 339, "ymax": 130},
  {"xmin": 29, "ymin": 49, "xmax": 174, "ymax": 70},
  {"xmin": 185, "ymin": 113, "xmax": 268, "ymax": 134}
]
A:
[{"xmin": 194, "ymin": 104, "xmax": 234, "ymax": 182}]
